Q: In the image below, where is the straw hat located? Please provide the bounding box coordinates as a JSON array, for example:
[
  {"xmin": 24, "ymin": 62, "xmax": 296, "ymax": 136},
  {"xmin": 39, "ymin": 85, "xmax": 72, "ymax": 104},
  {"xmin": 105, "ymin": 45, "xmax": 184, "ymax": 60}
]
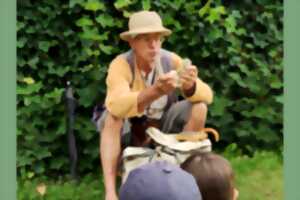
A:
[{"xmin": 120, "ymin": 11, "xmax": 172, "ymax": 41}]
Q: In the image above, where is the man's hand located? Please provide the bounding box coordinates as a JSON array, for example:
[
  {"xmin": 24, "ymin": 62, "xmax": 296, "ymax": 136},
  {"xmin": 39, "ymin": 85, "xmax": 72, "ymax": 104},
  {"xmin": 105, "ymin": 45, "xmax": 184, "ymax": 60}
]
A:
[
  {"xmin": 154, "ymin": 71, "xmax": 178, "ymax": 94},
  {"xmin": 180, "ymin": 65, "xmax": 198, "ymax": 92},
  {"xmin": 137, "ymin": 71, "xmax": 177, "ymax": 112}
]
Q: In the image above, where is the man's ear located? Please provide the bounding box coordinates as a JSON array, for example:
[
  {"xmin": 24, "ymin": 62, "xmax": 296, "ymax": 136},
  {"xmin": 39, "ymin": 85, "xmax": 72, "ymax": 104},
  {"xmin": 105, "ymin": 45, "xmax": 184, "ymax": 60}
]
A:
[{"xmin": 127, "ymin": 38, "xmax": 134, "ymax": 48}]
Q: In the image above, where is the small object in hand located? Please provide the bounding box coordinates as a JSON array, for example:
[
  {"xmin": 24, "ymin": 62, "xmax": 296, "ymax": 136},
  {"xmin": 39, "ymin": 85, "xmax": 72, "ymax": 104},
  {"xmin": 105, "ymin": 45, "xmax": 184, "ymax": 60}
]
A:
[{"xmin": 176, "ymin": 58, "xmax": 192, "ymax": 87}]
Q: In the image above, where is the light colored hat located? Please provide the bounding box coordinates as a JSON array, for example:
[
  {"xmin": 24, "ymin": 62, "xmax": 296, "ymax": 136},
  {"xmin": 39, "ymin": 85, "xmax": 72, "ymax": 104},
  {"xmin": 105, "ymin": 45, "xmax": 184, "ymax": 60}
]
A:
[{"xmin": 120, "ymin": 11, "xmax": 172, "ymax": 41}]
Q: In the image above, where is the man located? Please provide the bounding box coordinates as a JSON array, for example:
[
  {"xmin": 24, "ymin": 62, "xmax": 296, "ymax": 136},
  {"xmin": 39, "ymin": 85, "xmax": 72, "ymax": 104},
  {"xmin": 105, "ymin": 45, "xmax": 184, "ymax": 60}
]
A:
[{"xmin": 99, "ymin": 10, "xmax": 213, "ymax": 200}]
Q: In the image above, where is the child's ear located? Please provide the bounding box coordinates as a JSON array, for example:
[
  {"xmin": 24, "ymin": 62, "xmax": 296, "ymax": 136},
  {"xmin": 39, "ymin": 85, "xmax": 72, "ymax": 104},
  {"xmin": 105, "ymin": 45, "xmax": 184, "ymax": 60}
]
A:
[{"xmin": 233, "ymin": 188, "xmax": 239, "ymax": 200}]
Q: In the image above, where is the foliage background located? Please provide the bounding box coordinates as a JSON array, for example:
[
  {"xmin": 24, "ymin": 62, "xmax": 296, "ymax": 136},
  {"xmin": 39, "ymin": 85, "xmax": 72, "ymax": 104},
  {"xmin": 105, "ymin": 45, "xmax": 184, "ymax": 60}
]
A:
[{"xmin": 17, "ymin": 0, "xmax": 283, "ymax": 176}]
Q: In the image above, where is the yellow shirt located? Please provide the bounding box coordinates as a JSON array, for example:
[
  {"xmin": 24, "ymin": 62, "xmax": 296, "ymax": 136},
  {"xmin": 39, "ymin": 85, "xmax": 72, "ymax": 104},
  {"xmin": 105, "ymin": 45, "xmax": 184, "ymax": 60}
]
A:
[{"xmin": 105, "ymin": 51, "xmax": 213, "ymax": 118}]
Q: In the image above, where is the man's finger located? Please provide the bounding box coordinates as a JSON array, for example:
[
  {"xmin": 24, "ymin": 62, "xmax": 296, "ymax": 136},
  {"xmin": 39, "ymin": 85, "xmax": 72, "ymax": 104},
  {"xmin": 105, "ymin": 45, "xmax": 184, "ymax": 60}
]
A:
[
  {"xmin": 186, "ymin": 65, "xmax": 198, "ymax": 76},
  {"xmin": 180, "ymin": 74, "xmax": 195, "ymax": 82}
]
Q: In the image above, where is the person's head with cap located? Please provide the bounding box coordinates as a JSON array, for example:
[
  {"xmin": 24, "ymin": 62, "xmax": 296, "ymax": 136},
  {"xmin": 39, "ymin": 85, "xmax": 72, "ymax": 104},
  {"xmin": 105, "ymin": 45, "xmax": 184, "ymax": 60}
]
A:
[
  {"xmin": 119, "ymin": 161, "xmax": 202, "ymax": 200},
  {"xmin": 181, "ymin": 152, "xmax": 239, "ymax": 200},
  {"xmin": 120, "ymin": 11, "xmax": 171, "ymax": 65}
]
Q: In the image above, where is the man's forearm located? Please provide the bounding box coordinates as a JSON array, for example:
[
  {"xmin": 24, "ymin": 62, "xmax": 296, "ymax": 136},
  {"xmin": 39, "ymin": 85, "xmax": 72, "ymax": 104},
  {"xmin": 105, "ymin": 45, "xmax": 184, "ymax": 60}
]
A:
[
  {"xmin": 100, "ymin": 113, "xmax": 122, "ymax": 197},
  {"xmin": 137, "ymin": 85, "xmax": 164, "ymax": 112}
]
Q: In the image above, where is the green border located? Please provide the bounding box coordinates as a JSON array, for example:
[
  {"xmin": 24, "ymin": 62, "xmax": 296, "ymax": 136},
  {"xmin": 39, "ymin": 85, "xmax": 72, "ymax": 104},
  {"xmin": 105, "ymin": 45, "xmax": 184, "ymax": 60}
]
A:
[
  {"xmin": 0, "ymin": 0, "xmax": 16, "ymax": 199},
  {"xmin": 284, "ymin": 1, "xmax": 300, "ymax": 199}
]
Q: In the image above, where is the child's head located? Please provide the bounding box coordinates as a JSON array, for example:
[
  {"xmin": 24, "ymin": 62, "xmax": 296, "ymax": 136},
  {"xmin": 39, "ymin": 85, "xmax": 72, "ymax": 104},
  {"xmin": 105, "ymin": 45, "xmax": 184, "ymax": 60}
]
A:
[
  {"xmin": 120, "ymin": 161, "xmax": 202, "ymax": 200},
  {"xmin": 181, "ymin": 152, "xmax": 238, "ymax": 200}
]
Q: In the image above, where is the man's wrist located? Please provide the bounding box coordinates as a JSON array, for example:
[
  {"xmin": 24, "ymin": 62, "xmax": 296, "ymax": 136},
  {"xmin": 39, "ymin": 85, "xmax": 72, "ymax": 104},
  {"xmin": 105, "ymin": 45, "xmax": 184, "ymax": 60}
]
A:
[{"xmin": 153, "ymin": 84, "xmax": 165, "ymax": 96}]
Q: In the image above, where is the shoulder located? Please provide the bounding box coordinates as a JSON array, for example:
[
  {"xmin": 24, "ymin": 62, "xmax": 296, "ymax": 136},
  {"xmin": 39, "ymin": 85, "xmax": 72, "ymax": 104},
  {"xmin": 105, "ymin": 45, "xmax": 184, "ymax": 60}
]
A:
[
  {"xmin": 109, "ymin": 53, "xmax": 129, "ymax": 68},
  {"xmin": 107, "ymin": 53, "xmax": 132, "ymax": 80}
]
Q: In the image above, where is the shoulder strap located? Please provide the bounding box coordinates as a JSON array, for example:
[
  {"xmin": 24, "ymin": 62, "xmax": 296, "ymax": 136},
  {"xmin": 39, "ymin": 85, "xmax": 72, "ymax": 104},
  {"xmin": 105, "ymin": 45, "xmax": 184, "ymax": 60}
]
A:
[
  {"xmin": 159, "ymin": 49, "xmax": 178, "ymax": 109},
  {"xmin": 123, "ymin": 50, "xmax": 135, "ymax": 88},
  {"xmin": 160, "ymin": 49, "xmax": 173, "ymax": 73}
]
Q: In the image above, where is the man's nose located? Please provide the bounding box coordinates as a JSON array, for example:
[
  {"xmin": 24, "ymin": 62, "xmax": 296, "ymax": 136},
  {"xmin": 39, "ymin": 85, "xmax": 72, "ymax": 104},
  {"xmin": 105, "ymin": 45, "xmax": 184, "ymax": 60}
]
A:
[{"xmin": 149, "ymin": 39, "xmax": 159, "ymax": 48}]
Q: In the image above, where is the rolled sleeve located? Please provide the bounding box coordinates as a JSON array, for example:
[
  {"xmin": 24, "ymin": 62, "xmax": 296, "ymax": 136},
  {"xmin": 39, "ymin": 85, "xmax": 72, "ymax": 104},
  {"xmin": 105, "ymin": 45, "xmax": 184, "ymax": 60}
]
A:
[{"xmin": 184, "ymin": 78, "xmax": 213, "ymax": 104}]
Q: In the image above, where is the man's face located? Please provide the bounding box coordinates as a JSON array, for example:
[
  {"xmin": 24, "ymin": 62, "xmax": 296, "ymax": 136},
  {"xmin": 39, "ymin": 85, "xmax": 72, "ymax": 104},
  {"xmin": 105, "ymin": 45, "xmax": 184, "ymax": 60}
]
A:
[{"xmin": 128, "ymin": 33, "xmax": 164, "ymax": 64}]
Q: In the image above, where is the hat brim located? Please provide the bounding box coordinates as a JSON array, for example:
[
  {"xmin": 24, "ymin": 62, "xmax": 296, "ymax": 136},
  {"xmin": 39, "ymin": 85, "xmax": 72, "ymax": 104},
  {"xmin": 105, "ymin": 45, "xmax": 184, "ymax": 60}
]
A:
[{"xmin": 120, "ymin": 27, "xmax": 172, "ymax": 41}]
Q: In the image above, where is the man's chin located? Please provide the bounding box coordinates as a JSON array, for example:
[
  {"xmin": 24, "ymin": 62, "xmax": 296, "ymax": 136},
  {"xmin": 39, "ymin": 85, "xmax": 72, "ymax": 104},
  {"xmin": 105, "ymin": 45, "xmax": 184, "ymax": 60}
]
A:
[{"xmin": 149, "ymin": 54, "xmax": 159, "ymax": 61}]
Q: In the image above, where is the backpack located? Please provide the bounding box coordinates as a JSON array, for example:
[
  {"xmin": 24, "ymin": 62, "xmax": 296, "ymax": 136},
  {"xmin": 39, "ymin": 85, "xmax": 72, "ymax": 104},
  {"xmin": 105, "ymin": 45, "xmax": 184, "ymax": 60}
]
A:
[{"xmin": 121, "ymin": 127, "xmax": 220, "ymax": 183}]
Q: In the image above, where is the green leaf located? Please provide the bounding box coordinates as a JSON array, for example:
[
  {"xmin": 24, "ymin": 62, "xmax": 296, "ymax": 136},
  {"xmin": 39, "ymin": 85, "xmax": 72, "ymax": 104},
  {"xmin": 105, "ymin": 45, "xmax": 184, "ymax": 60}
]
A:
[
  {"xmin": 207, "ymin": 27, "xmax": 223, "ymax": 41},
  {"xmin": 256, "ymin": 124, "xmax": 278, "ymax": 143},
  {"xmin": 205, "ymin": 6, "xmax": 226, "ymax": 24},
  {"xmin": 246, "ymin": 76, "xmax": 262, "ymax": 93},
  {"xmin": 79, "ymin": 64, "xmax": 95, "ymax": 72},
  {"xmin": 35, "ymin": 149, "xmax": 52, "ymax": 160},
  {"xmin": 79, "ymin": 27, "xmax": 102, "ymax": 41},
  {"xmin": 114, "ymin": 0, "xmax": 132, "ymax": 9},
  {"xmin": 48, "ymin": 65, "xmax": 70, "ymax": 77},
  {"xmin": 84, "ymin": 1, "xmax": 105, "ymax": 11},
  {"xmin": 142, "ymin": 0, "xmax": 151, "ymax": 10},
  {"xmin": 199, "ymin": 0, "xmax": 212, "ymax": 17},
  {"xmin": 50, "ymin": 157, "xmax": 67, "ymax": 170},
  {"xmin": 228, "ymin": 72, "xmax": 247, "ymax": 88},
  {"xmin": 238, "ymin": 64, "xmax": 251, "ymax": 76},
  {"xmin": 17, "ymin": 156, "xmax": 34, "ymax": 167},
  {"xmin": 236, "ymin": 129, "xmax": 252, "ymax": 137},
  {"xmin": 224, "ymin": 15, "xmax": 237, "ymax": 33},
  {"xmin": 95, "ymin": 14, "xmax": 114, "ymax": 28},
  {"xmin": 18, "ymin": 57, "xmax": 26, "ymax": 67},
  {"xmin": 33, "ymin": 162, "xmax": 45, "ymax": 174},
  {"xmin": 270, "ymin": 76, "xmax": 282, "ymax": 89},
  {"xmin": 122, "ymin": 10, "xmax": 133, "ymax": 18},
  {"xmin": 77, "ymin": 86, "xmax": 98, "ymax": 107},
  {"xmin": 76, "ymin": 17, "xmax": 94, "ymax": 27},
  {"xmin": 25, "ymin": 26, "xmax": 35, "ymax": 34},
  {"xmin": 22, "ymin": 77, "xmax": 35, "ymax": 84},
  {"xmin": 236, "ymin": 28, "xmax": 247, "ymax": 36},
  {"xmin": 69, "ymin": 0, "xmax": 84, "ymax": 8},
  {"xmin": 17, "ymin": 82, "xmax": 43, "ymax": 95},
  {"xmin": 26, "ymin": 171, "xmax": 35, "ymax": 179},
  {"xmin": 223, "ymin": 143, "xmax": 241, "ymax": 157},
  {"xmin": 45, "ymin": 88, "xmax": 64, "ymax": 103},
  {"xmin": 27, "ymin": 56, "xmax": 39, "ymax": 69},
  {"xmin": 38, "ymin": 41, "xmax": 51, "ymax": 52},
  {"xmin": 99, "ymin": 44, "xmax": 113, "ymax": 55},
  {"xmin": 17, "ymin": 37, "xmax": 27, "ymax": 48},
  {"xmin": 211, "ymin": 96, "xmax": 233, "ymax": 116},
  {"xmin": 17, "ymin": 21, "xmax": 26, "ymax": 31},
  {"xmin": 56, "ymin": 117, "xmax": 66, "ymax": 135},
  {"xmin": 275, "ymin": 95, "xmax": 283, "ymax": 104}
]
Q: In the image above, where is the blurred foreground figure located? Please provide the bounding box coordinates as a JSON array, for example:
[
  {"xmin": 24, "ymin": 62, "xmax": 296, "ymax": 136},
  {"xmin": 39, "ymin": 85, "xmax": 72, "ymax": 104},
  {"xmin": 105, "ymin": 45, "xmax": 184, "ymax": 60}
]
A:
[
  {"xmin": 119, "ymin": 161, "xmax": 202, "ymax": 200},
  {"xmin": 181, "ymin": 152, "xmax": 239, "ymax": 200}
]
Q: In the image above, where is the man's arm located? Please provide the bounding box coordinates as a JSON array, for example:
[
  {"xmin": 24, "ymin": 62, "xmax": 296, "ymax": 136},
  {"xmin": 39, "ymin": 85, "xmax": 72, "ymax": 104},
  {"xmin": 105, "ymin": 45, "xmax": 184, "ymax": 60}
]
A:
[{"xmin": 100, "ymin": 113, "xmax": 123, "ymax": 200}]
